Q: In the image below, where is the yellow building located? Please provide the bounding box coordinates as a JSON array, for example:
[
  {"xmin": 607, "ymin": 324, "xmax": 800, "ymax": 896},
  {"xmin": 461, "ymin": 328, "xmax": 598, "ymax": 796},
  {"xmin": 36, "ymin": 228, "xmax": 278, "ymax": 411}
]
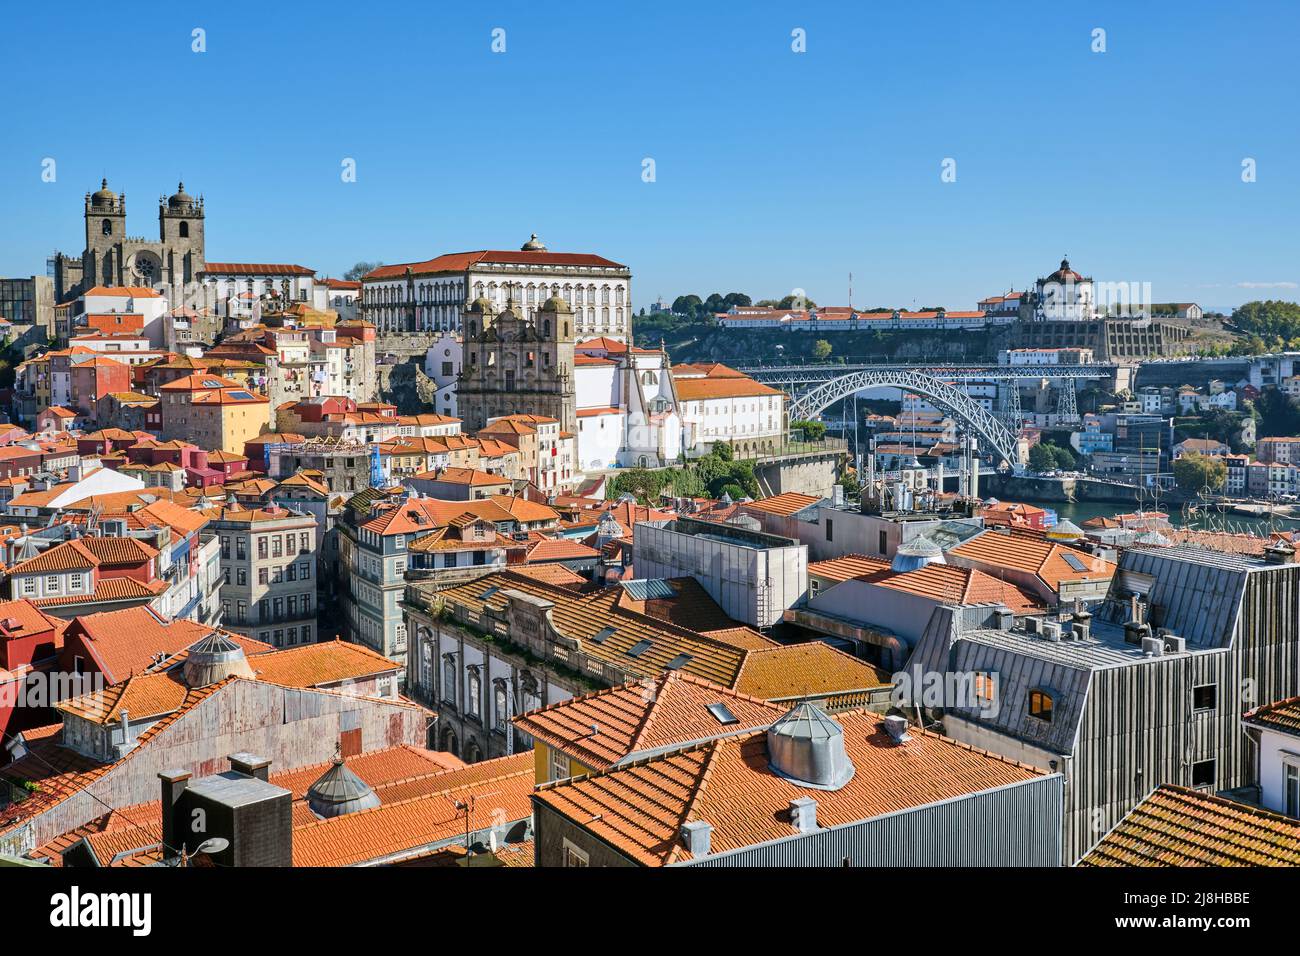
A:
[{"xmin": 159, "ymin": 372, "xmax": 270, "ymax": 453}]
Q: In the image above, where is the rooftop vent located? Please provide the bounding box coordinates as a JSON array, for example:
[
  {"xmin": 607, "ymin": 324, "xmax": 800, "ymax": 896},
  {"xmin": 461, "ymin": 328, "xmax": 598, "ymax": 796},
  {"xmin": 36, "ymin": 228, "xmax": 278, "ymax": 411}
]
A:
[
  {"xmin": 1141, "ymin": 636, "xmax": 1165, "ymax": 657},
  {"xmin": 306, "ymin": 749, "xmax": 381, "ymax": 819},
  {"xmin": 992, "ymin": 607, "xmax": 1015, "ymax": 631},
  {"xmin": 891, "ymin": 535, "xmax": 944, "ymax": 573},
  {"xmin": 182, "ymin": 632, "xmax": 255, "ymax": 688},
  {"xmin": 767, "ymin": 702, "xmax": 855, "ymax": 790}
]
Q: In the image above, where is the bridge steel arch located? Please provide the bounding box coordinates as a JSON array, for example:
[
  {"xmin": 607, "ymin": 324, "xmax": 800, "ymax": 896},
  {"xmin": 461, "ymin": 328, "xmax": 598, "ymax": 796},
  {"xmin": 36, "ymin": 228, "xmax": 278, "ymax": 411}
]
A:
[{"xmin": 789, "ymin": 368, "xmax": 1024, "ymax": 466}]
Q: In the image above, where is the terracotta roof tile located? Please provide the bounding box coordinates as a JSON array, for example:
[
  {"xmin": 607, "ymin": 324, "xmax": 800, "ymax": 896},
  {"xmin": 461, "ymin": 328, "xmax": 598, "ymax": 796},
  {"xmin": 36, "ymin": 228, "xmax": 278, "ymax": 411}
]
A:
[
  {"xmin": 1080, "ymin": 785, "xmax": 1300, "ymax": 867},
  {"xmin": 534, "ymin": 709, "xmax": 1042, "ymax": 866}
]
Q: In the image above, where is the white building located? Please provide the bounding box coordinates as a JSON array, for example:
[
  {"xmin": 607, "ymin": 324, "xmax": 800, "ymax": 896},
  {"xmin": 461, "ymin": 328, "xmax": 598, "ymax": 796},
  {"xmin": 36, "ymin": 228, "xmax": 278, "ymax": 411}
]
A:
[
  {"xmin": 574, "ymin": 338, "xmax": 682, "ymax": 470},
  {"xmin": 422, "ymin": 333, "xmax": 462, "ymax": 418},
  {"xmin": 361, "ymin": 235, "xmax": 632, "ymax": 341},
  {"xmin": 1243, "ymin": 698, "xmax": 1300, "ymax": 818},
  {"xmin": 1033, "ymin": 258, "xmax": 1095, "ymax": 321},
  {"xmin": 73, "ymin": 286, "xmax": 171, "ymax": 347},
  {"xmin": 671, "ymin": 362, "xmax": 785, "ymax": 458},
  {"xmin": 198, "ymin": 263, "xmax": 319, "ymax": 310}
]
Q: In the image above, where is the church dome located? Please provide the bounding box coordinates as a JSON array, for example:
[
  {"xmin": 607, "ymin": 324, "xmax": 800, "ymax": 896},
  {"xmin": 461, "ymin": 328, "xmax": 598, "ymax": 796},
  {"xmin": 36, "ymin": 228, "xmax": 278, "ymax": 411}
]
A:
[
  {"xmin": 1045, "ymin": 257, "xmax": 1084, "ymax": 283},
  {"xmin": 520, "ymin": 233, "xmax": 547, "ymax": 252},
  {"xmin": 168, "ymin": 181, "xmax": 194, "ymax": 209},
  {"xmin": 91, "ymin": 178, "xmax": 117, "ymax": 207},
  {"xmin": 539, "ymin": 293, "xmax": 569, "ymax": 313},
  {"xmin": 467, "ymin": 297, "xmax": 494, "ymax": 314},
  {"xmin": 306, "ymin": 751, "xmax": 381, "ymax": 818}
]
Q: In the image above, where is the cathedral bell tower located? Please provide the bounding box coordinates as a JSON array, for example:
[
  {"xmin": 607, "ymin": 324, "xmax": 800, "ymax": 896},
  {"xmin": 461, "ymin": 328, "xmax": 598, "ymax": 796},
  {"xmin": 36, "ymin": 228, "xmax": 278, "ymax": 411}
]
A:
[
  {"xmin": 158, "ymin": 182, "xmax": 206, "ymax": 298},
  {"xmin": 84, "ymin": 179, "xmax": 126, "ymax": 287}
]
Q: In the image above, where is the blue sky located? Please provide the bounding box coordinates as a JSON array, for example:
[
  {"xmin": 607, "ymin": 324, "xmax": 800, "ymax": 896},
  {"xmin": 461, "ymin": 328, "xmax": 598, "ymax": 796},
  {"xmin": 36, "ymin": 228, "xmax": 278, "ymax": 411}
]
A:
[{"xmin": 1, "ymin": 0, "xmax": 1297, "ymax": 311}]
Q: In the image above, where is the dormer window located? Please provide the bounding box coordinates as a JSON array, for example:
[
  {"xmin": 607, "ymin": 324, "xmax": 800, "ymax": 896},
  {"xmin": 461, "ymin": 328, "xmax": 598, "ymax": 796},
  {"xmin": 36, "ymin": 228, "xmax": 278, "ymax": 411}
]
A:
[{"xmin": 1028, "ymin": 690, "xmax": 1054, "ymax": 723}]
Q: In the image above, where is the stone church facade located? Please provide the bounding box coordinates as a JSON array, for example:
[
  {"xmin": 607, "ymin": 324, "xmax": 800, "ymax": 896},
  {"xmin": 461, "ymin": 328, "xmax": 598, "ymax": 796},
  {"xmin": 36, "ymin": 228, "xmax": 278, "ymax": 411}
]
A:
[
  {"xmin": 456, "ymin": 293, "xmax": 578, "ymax": 435},
  {"xmin": 53, "ymin": 179, "xmax": 206, "ymax": 305}
]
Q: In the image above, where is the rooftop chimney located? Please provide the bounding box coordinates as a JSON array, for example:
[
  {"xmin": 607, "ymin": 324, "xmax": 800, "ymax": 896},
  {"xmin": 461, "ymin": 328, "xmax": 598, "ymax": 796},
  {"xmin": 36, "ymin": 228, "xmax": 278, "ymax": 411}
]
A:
[
  {"xmin": 790, "ymin": 796, "xmax": 819, "ymax": 834},
  {"xmin": 883, "ymin": 714, "xmax": 912, "ymax": 744},
  {"xmin": 158, "ymin": 769, "xmax": 192, "ymax": 859},
  {"xmin": 229, "ymin": 752, "xmax": 272, "ymax": 781},
  {"xmin": 681, "ymin": 820, "xmax": 712, "ymax": 857}
]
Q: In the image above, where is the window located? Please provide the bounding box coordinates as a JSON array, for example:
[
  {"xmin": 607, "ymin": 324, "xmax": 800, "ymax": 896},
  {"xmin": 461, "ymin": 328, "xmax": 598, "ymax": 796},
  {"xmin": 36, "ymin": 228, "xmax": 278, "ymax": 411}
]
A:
[
  {"xmin": 236, "ymin": 569, "xmax": 247, "ymax": 586},
  {"xmin": 258, "ymin": 568, "xmax": 268, "ymax": 585},
  {"xmin": 467, "ymin": 670, "xmax": 481, "ymax": 717},
  {"xmin": 442, "ymin": 656, "xmax": 457, "ymax": 705},
  {"xmin": 1286, "ymin": 762, "xmax": 1299, "ymax": 819},
  {"xmin": 21, "ymin": 578, "xmax": 34, "ymax": 595},
  {"xmin": 550, "ymin": 746, "xmax": 570, "ymax": 782},
  {"xmin": 493, "ymin": 682, "xmax": 508, "ymax": 730},
  {"xmin": 256, "ymin": 537, "xmax": 266, "ymax": 559},
  {"xmin": 1192, "ymin": 684, "xmax": 1217, "ymax": 712},
  {"xmin": 561, "ymin": 839, "xmax": 589, "ymax": 868},
  {"xmin": 1028, "ymin": 690, "xmax": 1053, "ymax": 723},
  {"xmin": 974, "ymin": 672, "xmax": 997, "ymax": 704},
  {"xmin": 879, "ymin": 530, "xmax": 888, "ymax": 555},
  {"xmin": 1192, "ymin": 759, "xmax": 1216, "ymax": 789},
  {"xmin": 825, "ymin": 519, "xmax": 833, "ymax": 542}
]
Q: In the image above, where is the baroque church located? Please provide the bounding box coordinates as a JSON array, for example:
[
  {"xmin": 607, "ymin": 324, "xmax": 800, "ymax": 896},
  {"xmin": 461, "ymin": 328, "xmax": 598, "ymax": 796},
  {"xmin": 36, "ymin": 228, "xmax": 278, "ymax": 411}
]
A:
[
  {"xmin": 53, "ymin": 179, "xmax": 206, "ymax": 304},
  {"xmin": 456, "ymin": 292, "xmax": 578, "ymax": 434}
]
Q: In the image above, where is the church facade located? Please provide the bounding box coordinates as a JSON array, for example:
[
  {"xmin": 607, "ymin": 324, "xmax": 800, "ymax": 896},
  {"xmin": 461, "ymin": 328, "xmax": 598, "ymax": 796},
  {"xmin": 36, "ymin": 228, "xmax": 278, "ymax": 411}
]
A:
[
  {"xmin": 456, "ymin": 292, "xmax": 578, "ymax": 435},
  {"xmin": 53, "ymin": 180, "xmax": 207, "ymax": 305}
]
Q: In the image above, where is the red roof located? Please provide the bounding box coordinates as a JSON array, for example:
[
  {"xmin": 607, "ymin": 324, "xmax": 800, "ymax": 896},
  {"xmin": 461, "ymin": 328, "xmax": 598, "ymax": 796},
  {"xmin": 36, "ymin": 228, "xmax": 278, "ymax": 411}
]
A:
[
  {"xmin": 201, "ymin": 263, "xmax": 316, "ymax": 276},
  {"xmin": 365, "ymin": 250, "xmax": 626, "ymax": 280}
]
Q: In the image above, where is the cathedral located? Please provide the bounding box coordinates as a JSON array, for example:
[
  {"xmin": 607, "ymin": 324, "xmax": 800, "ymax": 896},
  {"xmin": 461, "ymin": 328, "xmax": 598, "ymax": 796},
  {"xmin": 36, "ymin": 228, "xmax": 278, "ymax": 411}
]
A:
[
  {"xmin": 53, "ymin": 179, "xmax": 206, "ymax": 304},
  {"xmin": 456, "ymin": 292, "xmax": 578, "ymax": 434}
]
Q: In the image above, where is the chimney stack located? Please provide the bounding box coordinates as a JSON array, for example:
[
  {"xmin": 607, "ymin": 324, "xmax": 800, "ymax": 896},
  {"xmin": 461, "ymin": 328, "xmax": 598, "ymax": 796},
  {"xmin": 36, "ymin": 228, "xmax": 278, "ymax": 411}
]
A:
[
  {"xmin": 681, "ymin": 820, "xmax": 712, "ymax": 857},
  {"xmin": 790, "ymin": 797, "xmax": 819, "ymax": 833},
  {"xmin": 229, "ymin": 752, "xmax": 272, "ymax": 781},
  {"xmin": 158, "ymin": 769, "xmax": 192, "ymax": 858}
]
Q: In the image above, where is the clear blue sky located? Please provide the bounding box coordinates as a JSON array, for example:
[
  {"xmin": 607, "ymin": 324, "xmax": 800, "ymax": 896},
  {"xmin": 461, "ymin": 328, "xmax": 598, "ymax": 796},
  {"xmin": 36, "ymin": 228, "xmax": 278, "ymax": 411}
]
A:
[{"xmin": 1, "ymin": 0, "xmax": 1297, "ymax": 312}]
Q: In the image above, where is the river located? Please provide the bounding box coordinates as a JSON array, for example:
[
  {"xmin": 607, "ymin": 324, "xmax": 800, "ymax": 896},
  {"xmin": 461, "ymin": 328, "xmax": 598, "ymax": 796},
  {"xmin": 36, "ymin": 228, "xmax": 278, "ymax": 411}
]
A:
[{"xmin": 1012, "ymin": 497, "xmax": 1300, "ymax": 536}]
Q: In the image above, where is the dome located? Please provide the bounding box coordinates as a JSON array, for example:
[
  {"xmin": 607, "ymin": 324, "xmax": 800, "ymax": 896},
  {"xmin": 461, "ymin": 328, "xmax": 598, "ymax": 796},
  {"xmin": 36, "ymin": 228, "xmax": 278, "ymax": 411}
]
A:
[
  {"xmin": 167, "ymin": 181, "xmax": 194, "ymax": 208},
  {"xmin": 306, "ymin": 751, "xmax": 381, "ymax": 818},
  {"xmin": 520, "ymin": 233, "xmax": 547, "ymax": 252},
  {"xmin": 91, "ymin": 178, "xmax": 117, "ymax": 206},
  {"xmin": 539, "ymin": 293, "xmax": 569, "ymax": 313},
  {"xmin": 467, "ymin": 296, "xmax": 494, "ymax": 314},
  {"xmin": 891, "ymin": 535, "xmax": 945, "ymax": 573},
  {"xmin": 182, "ymin": 632, "xmax": 255, "ymax": 688},
  {"xmin": 767, "ymin": 702, "xmax": 855, "ymax": 790},
  {"xmin": 1045, "ymin": 257, "xmax": 1084, "ymax": 283},
  {"xmin": 1046, "ymin": 519, "xmax": 1084, "ymax": 540}
]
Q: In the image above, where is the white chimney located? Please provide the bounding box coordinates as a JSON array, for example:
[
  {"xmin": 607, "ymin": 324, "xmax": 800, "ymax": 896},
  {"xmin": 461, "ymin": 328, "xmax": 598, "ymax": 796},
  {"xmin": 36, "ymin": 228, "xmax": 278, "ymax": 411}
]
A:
[
  {"xmin": 790, "ymin": 797, "xmax": 819, "ymax": 833},
  {"xmin": 681, "ymin": 820, "xmax": 712, "ymax": 856}
]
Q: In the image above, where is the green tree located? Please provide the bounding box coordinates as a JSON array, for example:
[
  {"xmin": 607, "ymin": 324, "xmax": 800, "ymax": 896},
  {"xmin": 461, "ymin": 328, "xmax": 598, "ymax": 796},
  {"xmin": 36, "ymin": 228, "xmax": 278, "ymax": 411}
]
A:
[
  {"xmin": 343, "ymin": 261, "xmax": 383, "ymax": 281},
  {"xmin": 777, "ymin": 294, "xmax": 816, "ymax": 310},
  {"xmin": 1256, "ymin": 388, "xmax": 1300, "ymax": 438},
  {"xmin": 1231, "ymin": 300, "xmax": 1300, "ymax": 341},
  {"xmin": 812, "ymin": 339, "xmax": 833, "ymax": 361},
  {"xmin": 1174, "ymin": 453, "xmax": 1226, "ymax": 494},
  {"xmin": 790, "ymin": 419, "xmax": 827, "ymax": 440}
]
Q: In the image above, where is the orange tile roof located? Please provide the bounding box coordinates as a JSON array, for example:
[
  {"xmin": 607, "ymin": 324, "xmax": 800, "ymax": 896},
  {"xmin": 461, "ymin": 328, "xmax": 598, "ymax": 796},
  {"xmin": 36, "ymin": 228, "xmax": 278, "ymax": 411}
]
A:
[
  {"xmin": 489, "ymin": 495, "xmax": 559, "ymax": 524},
  {"xmin": 732, "ymin": 642, "xmax": 890, "ymax": 699},
  {"xmin": 614, "ymin": 577, "xmax": 737, "ymax": 632},
  {"xmin": 290, "ymin": 752, "xmax": 536, "ymax": 866},
  {"xmin": 741, "ymin": 492, "xmax": 820, "ymax": 517},
  {"xmin": 63, "ymin": 607, "xmax": 224, "ymax": 683},
  {"xmin": 0, "ymin": 599, "xmax": 68, "ymax": 642},
  {"xmin": 1243, "ymin": 696, "xmax": 1300, "ymax": 739},
  {"xmin": 57, "ymin": 670, "xmax": 190, "ymax": 724},
  {"xmin": 245, "ymin": 639, "xmax": 401, "ymax": 687},
  {"xmin": 524, "ymin": 537, "xmax": 599, "ymax": 563},
  {"xmin": 534, "ymin": 708, "xmax": 1042, "ymax": 866},
  {"xmin": 673, "ymin": 376, "xmax": 783, "ymax": 402},
  {"xmin": 808, "ymin": 553, "xmax": 1044, "ymax": 613},
  {"xmin": 949, "ymin": 530, "xmax": 1115, "ymax": 590},
  {"xmin": 1080, "ymin": 785, "xmax": 1300, "ymax": 867},
  {"xmin": 516, "ymin": 672, "xmax": 786, "ymax": 771},
  {"xmin": 423, "ymin": 467, "xmax": 510, "ymax": 487}
]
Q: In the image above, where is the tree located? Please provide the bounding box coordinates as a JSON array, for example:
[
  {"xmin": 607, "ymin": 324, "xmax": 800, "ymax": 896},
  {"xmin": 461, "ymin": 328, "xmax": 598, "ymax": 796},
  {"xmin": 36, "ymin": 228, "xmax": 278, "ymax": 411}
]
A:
[
  {"xmin": 343, "ymin": 261, "xmax": 383, "ymax": 281},
  {"xmin": 777, "ymin": 294, "xmax": 816, "ymax": 310},
  {"xmin": 1174, "ymin": 453, "xmax": 1226, "ymax": 494},
  {"xmin": 1255, "ymin": 388, "xmax": 1300, "ymax": 438},
  {"xmin": 723, "ymin": 292, "xmax": 752, "ymax": 309},
  {"xmin": 1231, "ymin": 300, "xmax": 1300, "ymax": 342},
  {"xmin": 1028, "ymin": 441, "xmax": 1075, "ymax": 472},
  {"xmin": 812, "ymin": 339, "xmax": 833, "ymax": 361},
  {"xmin": 790, "ymin": 419, "xmax": 827, "ymax": 440},
  {"xmin": 671, "ymin": 294, "xmax": 703, "ymax": 319}
]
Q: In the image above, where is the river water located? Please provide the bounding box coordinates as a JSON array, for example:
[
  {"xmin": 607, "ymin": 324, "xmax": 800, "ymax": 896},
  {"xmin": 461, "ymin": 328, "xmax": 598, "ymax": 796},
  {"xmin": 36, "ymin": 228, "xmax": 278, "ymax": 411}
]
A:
[{"xmin": 1013, "ymin": 497, "xmax": 1300, "ymax": 536}]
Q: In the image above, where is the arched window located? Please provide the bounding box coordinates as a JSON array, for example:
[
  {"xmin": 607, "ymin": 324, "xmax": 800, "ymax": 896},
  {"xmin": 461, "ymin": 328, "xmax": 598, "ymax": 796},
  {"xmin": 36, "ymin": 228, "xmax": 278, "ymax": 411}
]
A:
[
  {"xmin": 179, "ymin": 221, "xmax": 189, "ymax": 238},
  {"xmin": 1028, "ymin": 689, "xmax": 1053, "ymax": 722},
  {"xmin": 442, "ymin": 653, "xmax": 457, "ymax": 705},
  {"xmin": 493, "ymin": 680, "xmax": 509, "ymax": 730},
  {"xmin": 467, "ymin": 668, "xmax": 481, "ymax": 716},
  {"xmin": 101, "ymin": 218, "xmax": 112, "ymax": 235}
]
